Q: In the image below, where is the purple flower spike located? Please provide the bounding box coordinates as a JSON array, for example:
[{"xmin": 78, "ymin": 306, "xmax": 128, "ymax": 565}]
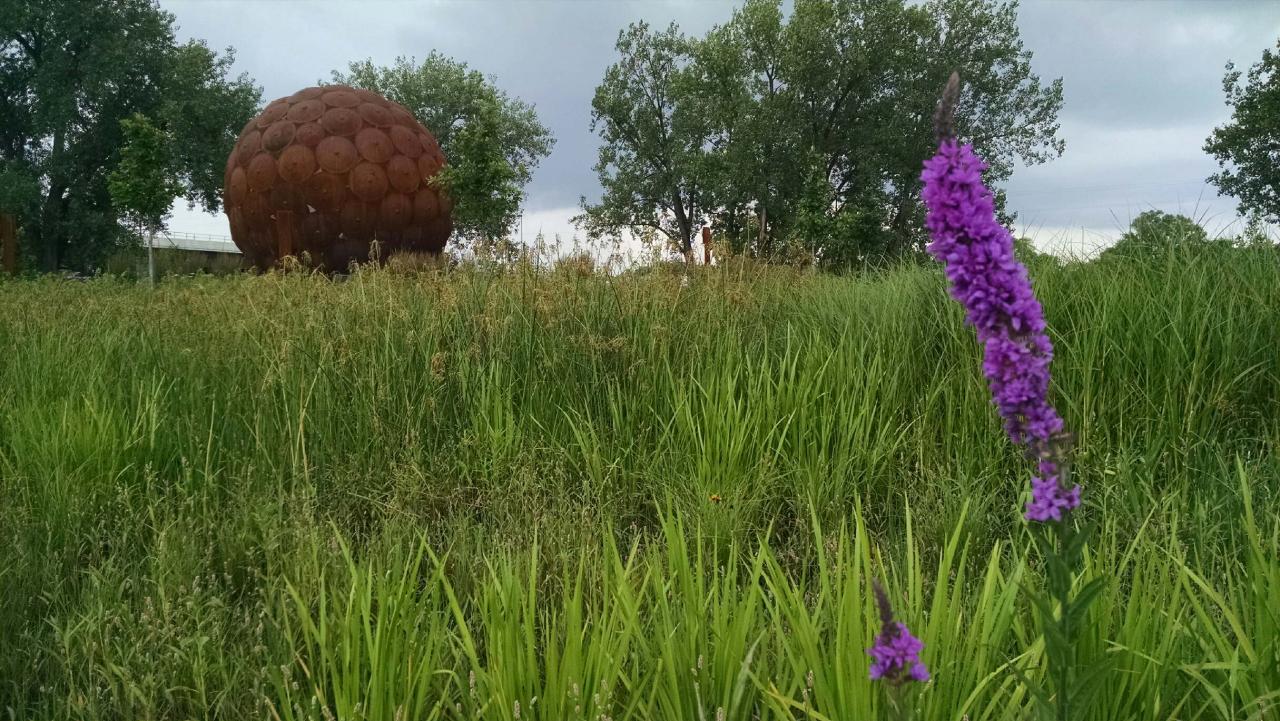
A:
[
  {"xmin": 868, "ymin": 581, "xmax": 930, "ymax": 685},
  {"xmin": 869, "ymin": 622, "xmax": 931, "ymax": 683},
  {"xmin": 921, "ymin": 82, "xmax": 1080, "ymax": 522}
]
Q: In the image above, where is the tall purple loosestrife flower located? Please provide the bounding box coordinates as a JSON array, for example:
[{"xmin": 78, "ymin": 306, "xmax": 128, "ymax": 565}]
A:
[
  {"xmin": 867, "ymin": 580, "xmax": 930, "ymax": 685},
  {"xmin": 921, "ymin": 74, "xmax": 1080, "ymax": 522}
]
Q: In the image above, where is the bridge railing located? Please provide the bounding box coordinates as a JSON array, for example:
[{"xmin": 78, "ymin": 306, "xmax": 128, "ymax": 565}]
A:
[{"xmin": 147, "ymin": 231, "xmax": 241, "ymax": 254}]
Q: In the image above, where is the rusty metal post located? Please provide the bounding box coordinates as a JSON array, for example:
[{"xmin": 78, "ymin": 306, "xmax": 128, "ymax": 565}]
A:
[
  {"xmin": 701, "ymin": 225, "xmax": 712, "ymax": 265},
  {"xmin": 1, "ymin": 214, "xmax": 16, "ymax": 275},
  {"xmin": 275, "ymin": 211, "xmax": 296, "ymax": 260}
]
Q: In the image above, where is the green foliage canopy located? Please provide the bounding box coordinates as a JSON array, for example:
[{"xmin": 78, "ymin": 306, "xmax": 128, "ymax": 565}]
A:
[
  {"xmin": 580, "ymin": 0, "xmax": 1064, "ymax": 266},
  {"xmin": 0, "ymin": 0, "xmax": 260, "ymax": 271},
  {"xmin": 1205, "ymin": 38, "xmax": 1280, "ymax": 224},
  {"xmin": 108, "ymin": 114, "xmax": 180, "ymax": 236},
  {"xmin": 1099, "ymin": 210, "xmax": 1218, "ymax": 262},
  {"xmin": 333, "ymin": 54, "xmax": 555, "ymax": 247},
  {"xmin": 574, "ymin": 22, "xmax": 710, "ymax": 260}
]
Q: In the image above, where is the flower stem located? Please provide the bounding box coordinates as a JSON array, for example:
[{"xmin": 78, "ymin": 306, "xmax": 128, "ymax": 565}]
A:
[{"xmin": 1053, "ymin": 520, "xmax": 1073, "ymax": 721}]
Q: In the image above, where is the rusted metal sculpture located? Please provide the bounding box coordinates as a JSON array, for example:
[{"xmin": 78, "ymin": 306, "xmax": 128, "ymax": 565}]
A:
[
  {"xmin": 223, "ymin": 85, "xmax": 452, "ymax": 269},
  {"xmin": 1, "ymin": 214, "xmax": 16, "ymax": 275}
]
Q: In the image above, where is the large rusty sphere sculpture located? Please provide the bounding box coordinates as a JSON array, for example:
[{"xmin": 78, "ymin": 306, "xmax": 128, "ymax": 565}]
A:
[{"xmin": 223, "ymin": 85, "xmax": 452, "ymax": 269}]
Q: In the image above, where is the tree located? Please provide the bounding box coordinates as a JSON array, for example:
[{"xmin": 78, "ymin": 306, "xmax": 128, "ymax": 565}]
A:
[
  {"xmin": 1099, "ymin": 210, "xmax": 1213, "ymax": 262},
  {"xmin": 108, "ymin": 114, "xmax": 179, "ymax": 282},
  {"xmin": 0, "ymin": 0, "xmax": 260, "ymax": 272},
  {"xmin": 575, "ymin": 22, "xmax": 712, "ymax": 261},
  {"xmin": 683, "ymin": 0, "xmax": 797, "ymax": 258},
  {"xmin": 580, "ymin": 0, "xmax": 1064, "ymax": 266},
  {"xmin": 332, "ymin": 54, "xmax": 554, "ymax": 247},
  {"xmin": 1204, "ymin": 39, "xmax": 1280, "ymax": 224},
  {"xmin": 439, "ymin": 98, "xmax": 526, "ymax": 246}
]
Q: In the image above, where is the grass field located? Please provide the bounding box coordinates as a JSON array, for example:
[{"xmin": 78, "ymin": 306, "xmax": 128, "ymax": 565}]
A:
[{"xmin": 1, "ymin": 246, "xmax": 1278, "ymax": 720}]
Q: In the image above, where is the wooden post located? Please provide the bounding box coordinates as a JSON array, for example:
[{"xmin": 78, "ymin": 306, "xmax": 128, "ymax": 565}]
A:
[
  {"xmin": 274, "ymin": 211, "xmax": 296, "ymax": 262},
  {"xmin": 1, "ymin": 214, "xmax": 16, "ymax": 275}
]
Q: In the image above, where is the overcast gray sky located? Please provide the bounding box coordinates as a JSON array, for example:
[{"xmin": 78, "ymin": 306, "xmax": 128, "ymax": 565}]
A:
[{"xmin": 165, "ymin": 0, "xmax": 1280, "ymax": 255}]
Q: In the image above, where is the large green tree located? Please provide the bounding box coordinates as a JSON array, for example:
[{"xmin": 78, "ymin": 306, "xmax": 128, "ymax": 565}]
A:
[
  {"xmin": 574, "ymin": 22, "xmax": 712, "ymax": 260},
  {"xmin": 0, "ymin": 0, "xmax": 260, "ymax": 272},
  {"xmin": 333, "ymin": 54, "xmax": 555, "ymax": 247},
  {"xmin": 1098, "ymin": 210, "xmax": 1225, "ymax": 263},
  {"xmin": 581, "ymin": 0, "xmax": 1064, "ymax": 266},
  {"xmin": 1205, "ymin": 38, "xmax": 1280, "ymax": 224}
]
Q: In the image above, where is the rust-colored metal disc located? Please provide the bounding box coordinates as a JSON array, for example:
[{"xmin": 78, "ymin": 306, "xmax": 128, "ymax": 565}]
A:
[
  {"xmin": 340, "ymin": 198, "xmax": 376, "ymax": 236},
  {"xmin": 304, "ymin": 171, "xmax": 346, "ymax": 212},
  {"xmin": 322, "ymin": 89, "xmax": 361, "ymax": 108},
  {"xmin": 295, "ymin": 122, "xmax": 326, "ymax": 147},
  {"xmin": 224, "ymin": 84, "xmax": 452, "ymax": 269},
  {"xmin": 257, "ymin": 100, "xmax": 290, "ymax": 128},
  {"xmin": 354, "ymin": 128, "xmax": 394, "ymax": 164},
  {"xmin": 350, "ymin": 88, "xmax": 384, "ymax": 103},
  {"xmin": 320, "ymin": 107, "xmax": 362, "ymax": 136},
  {"xmin": 270, "ymin": 185, "xmax": 305, "ymax": 212},
  {"xmin": 413, "ymin": 188, "xmax": 440, "ymax": 223},
  {"xmin": 417, "ymin": 153, "xmax": 441, "ymax": 179},
  {"xmin": 315, "ymin": 135, "xmax": 359, "ymax": 173},
  {"xmin": 238, "ymin": 130, "xmax": 263, "ymax": 166},
  {"xmin": 389, "ymin": 125, "xmax": 423, "ymax": 158},
  {"xmin": 247, "ymin": 152, "xmax": 278, "ymax": 192},
  {"xmin": 418, "ymin": 132, "xmax": 440, "ymax": 156},
  {"xmin": 380, "ymin": 193, "xmax": 412, "ymax": 230},
  {"xmin": 358, "ymin": 102, "xmax": 393, "ymax": 128},
  {"xmin": 227, "ymin": 206, "xmax": 246, "ymax": 237},
  {"xmin": 241, "ymin": 192, "xmax": 271, "ymax": 226},
  {"xmin": 289, "ymin": 86, "xmax": 325, "ymax": 102},
  {"xmin": 387, "ymin": 104, "xmax": 415, "ymax": 126},
  {"xmin": 262, "ymin": 121, "xmax": 296, "ymax": 152},
  {"xmin": 385, "ymin": 155, "xmax": 421, "ymax": 194},
  {"xmin": 349, "ymin": 162, "xmax": 388, "ymax": 202},
  {"xmin": 278, "ymin": 144, "xmax": 317, "ymax": 184},
  {"xmin": 227, "ymin": 167, "xmax": 248, "ymax": 205},
  {"xmin": 285, "ymin": 99, "xmax": 325, "ymax": 123}
]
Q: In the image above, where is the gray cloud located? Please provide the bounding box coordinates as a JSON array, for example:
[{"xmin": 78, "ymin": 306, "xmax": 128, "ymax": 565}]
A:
[
  {"xmin": 164, "ymin": 0, "xmax": 1280, "ymax": 246},
  {"xmin": 1007, "ymin": 1, "xmax": 1280, "ymax": 245}
]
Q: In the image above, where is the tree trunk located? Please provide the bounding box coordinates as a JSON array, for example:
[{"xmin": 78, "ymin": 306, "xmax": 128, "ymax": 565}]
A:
[
  {"xmin": 671, "ymin": 191, "xmax": 694, "ymax": 263},
  {"xmin": 0, "ymin": 214, "xmax": 16, "ymax": 275},
  {"xmin": 887, "ymin": 191, "xmax": 915, "ymax": 256},
  {"xmin": 38, "ymin": 126, "xmax": 68, "ymax": 273},
  {"xmin": 756, "ymin": 205, "xmax": 769, "ymax": 256}
]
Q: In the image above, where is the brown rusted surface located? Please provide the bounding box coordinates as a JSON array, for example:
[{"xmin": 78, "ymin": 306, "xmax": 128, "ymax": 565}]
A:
[
  {"xmin": 223, "ymin": 84, "xmax": 452, "ymax": 269},
  {"xmin": 275, "ymin": 210, "xmax": 296, "ymax": 258},
  {"xmin": 1, "ymin": 214, "xmax": 17, "ymax": 275}
]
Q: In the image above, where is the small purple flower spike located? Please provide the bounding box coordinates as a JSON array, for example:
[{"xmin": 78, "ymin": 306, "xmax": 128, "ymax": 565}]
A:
[
  {"xmin": 867, "ymin": 580, "xmax": 930, "ymax": 685},
  {"xmin": 921, "ymin": 73, "xmax": 1080, "ymax": 522}
]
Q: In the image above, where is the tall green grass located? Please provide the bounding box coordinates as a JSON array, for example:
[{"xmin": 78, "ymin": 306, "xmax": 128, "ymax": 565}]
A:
[{"xmin": 0, "ymin": 244, "xmax": 1277, "ymax": 719}]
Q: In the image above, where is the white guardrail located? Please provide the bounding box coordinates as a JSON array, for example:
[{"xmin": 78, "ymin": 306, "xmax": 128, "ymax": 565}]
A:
[{"xmin": 146, "ymin": 231, "xmax": 241, "ymax": 254}]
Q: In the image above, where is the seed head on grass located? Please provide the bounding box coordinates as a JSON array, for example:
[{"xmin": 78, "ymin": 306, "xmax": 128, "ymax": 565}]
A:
[
  {"xmin": 921, "ymin": 72, "xmax": 1079, "ymax": 522},
  {"xmin": 867, "ymin": 580, "xmax": 930, "ymax": 684}
]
